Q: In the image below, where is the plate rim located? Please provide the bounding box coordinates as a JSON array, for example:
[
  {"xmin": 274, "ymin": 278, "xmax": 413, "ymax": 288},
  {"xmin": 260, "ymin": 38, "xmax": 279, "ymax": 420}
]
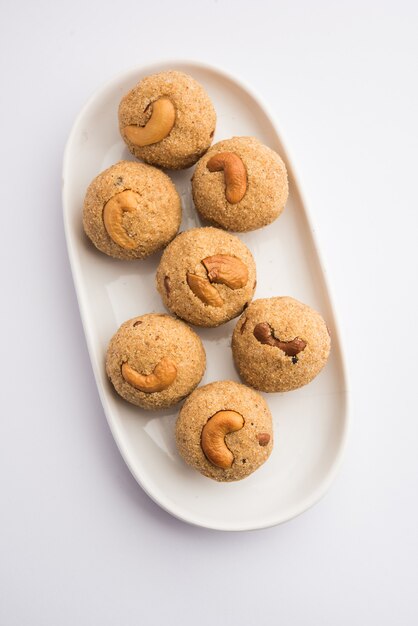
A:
[{"xmin": 62, "ymin": 59, "xmax": 350, "ymax": 532}]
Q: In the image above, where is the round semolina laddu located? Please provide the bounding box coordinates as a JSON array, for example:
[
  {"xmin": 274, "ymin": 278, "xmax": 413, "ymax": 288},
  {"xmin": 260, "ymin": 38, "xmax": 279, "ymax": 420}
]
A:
[
  {"xmin": 156, "ymin": 227, "xmax": 256, "ymax": 327},
  {"xmin": 176, "ymin": 380, "xmax": 274, "ymax": 482},
  {"xmin": 118, "ymin": 70, "xmax": 216, "ymax": 170},
  {"xmin": 83, "ymin": 161, "xmax": 181, "ymax": 260},
  {"xmin": 106, "ymin": 314, "xmax": 206, "ymax": 410},
  {"xmin": 191, "ymin": 136, "xmax": 289, "ymax": 232},
  {"xmin": 232, "ymin": 297, "xmax": 331, "ymax": 392}
]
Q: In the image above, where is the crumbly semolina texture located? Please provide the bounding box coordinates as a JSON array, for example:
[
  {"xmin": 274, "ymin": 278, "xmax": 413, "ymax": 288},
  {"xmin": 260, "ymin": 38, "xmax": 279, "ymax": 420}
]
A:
[
  {"xmin": 192, "ymin": 136, "xmax": 289, "ymax": 232},
  {"xmin": 118, "ymin": 71, "xmax": 216, "ymax": 170},
  {"xmin": 83, "ymin": 161, "xmax": 181, "ymax": 260},
  {"xmin": 175, "ymin": 380, "xmax": 273, "ymax": 482},
  {"xmin": 232, "ymin": 297, "xmax": 331, "ymax": 392},
  {"xmin": 106, "ymin": 314, "xmax": 206, "ymax": 409},
  {"xmin": 156, "ymin": 227, "xmax": 257, "ymax": 327}
]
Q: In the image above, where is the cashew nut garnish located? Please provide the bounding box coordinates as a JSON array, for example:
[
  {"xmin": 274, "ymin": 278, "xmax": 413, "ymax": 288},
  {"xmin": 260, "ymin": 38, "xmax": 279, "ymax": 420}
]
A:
[
  {"xmin": 201, "ymin": 410, "xmax": 245, "ymax": 469},
  {"xmin": 103, "ymin": 190, "xmax": 140, "ymax": 250},
  {"xmin": 187, "ymin": 273, "xmax": 224, "ymax": 307},
  {"xmin": 187, "ymin": 254, "xmax": 248, "ymax": 306},
  {"xmin": 202, "ymin": 254, "xmax": 248, "ymax": 289},
  {"xmin": 121, "ymin": 357, "xmax": 177, "ymax": 393},
  {"xmin": 207, "ymin": 152, "xmax": 247, "ymax": 204},
  {"xmin": 253, "ymin": 322, "xmax": 307, "ymax": 357},
  {"xmin": 164, "ymin": 275, "xmax": 171, "ymax": 297},
  {"xmin": 124, "ymin": 97, "xmax": 176, "ymax": 147}
]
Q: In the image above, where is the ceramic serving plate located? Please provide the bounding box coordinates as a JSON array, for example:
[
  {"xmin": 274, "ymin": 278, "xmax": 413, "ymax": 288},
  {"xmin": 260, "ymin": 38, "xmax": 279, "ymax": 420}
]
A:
[{"xmin": 63, "ymin": 60, "xmax": 348, "ymax": 531}]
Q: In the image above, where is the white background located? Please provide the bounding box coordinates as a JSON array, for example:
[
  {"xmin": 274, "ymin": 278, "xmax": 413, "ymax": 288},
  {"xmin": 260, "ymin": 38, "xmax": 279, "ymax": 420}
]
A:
[{"xmin": 1, "ymin": 1, "xmax": 417, "ymax": 624}]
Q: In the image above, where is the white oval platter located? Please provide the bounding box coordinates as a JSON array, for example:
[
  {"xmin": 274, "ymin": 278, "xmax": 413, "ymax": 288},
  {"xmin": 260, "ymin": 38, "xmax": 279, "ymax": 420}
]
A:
[{"xmin": 63, "ymin": 60, "xmax": 348, "ymax": 531}]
